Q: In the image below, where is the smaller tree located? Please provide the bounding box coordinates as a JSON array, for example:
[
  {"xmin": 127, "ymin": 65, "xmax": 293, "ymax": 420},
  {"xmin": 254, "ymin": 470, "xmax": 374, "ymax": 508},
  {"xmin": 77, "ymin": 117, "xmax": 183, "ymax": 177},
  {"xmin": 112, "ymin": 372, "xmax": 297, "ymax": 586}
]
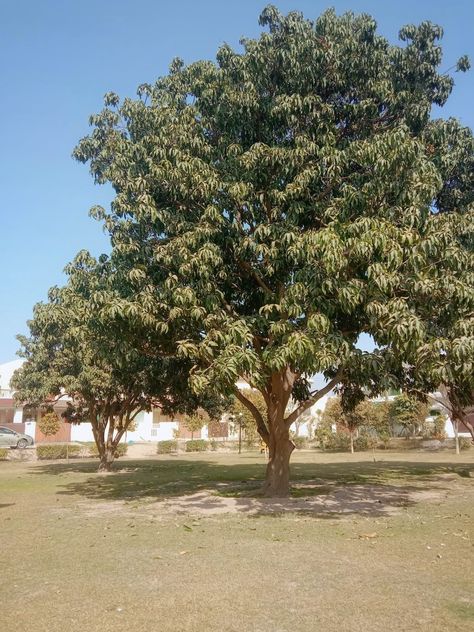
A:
[
  {"xmin": 182, "ymin": 412, "xmax": 206, "ymax": 439},
  {"xmin": 321, "ymin": 396, "xmax": 375, "ymax": 453},
  {"xmin": 13, "ymin": 252, "xmax": 225, "ymax": 472},
  {"xmin": 37, "ymin": 410, "xmax": 60, "ymax": 437},
  {"xmin": 389, "ymin": 395, "xmax": 429, "ymax": 438}
]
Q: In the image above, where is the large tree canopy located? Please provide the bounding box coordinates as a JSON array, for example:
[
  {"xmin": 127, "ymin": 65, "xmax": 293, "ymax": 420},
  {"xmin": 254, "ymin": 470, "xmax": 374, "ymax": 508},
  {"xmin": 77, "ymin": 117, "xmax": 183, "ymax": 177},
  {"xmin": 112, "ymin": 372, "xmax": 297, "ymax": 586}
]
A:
[{"xmin": 74, "ymin": 6, "xmax": 473, "ymax": 494}]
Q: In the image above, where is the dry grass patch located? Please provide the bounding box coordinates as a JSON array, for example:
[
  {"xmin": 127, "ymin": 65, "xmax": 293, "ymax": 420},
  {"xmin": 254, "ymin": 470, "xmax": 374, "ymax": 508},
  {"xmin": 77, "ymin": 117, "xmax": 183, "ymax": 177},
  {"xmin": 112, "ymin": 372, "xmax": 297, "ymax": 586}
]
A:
[{"xmin": 0, "ymin": 451, "xmax": 473, "ymax": 632}]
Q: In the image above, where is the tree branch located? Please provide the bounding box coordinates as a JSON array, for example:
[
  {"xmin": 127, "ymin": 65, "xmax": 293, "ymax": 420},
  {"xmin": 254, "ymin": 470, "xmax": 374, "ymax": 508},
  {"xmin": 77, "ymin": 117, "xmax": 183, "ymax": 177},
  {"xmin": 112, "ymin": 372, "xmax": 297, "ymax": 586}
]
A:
[
  {"xmin": 284, "ymin": 371, "xmax": 342, "ymax": 427},
  {"xmin": 236, "ymin": 259, "xmax": 273, "ymax": 295},
  {"xmin": 234, "ymin": 388, "xmax": 269, "ymax": 442}
]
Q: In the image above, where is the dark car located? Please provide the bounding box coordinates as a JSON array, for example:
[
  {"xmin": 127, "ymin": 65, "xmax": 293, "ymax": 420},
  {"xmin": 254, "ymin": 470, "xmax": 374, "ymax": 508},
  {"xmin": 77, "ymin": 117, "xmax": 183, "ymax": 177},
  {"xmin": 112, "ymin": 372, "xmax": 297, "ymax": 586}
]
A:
[{"xmin": 0, "ymin": 426, "xmax": 34, "ymax": 448}]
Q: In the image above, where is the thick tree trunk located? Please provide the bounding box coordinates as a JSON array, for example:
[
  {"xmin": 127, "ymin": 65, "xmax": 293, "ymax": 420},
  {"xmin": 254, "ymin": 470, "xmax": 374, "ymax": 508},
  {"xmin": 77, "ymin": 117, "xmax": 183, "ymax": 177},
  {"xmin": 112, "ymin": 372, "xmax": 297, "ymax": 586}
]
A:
[
  {"xmin": 98, "ymin": 447, "xmax": 115, "ymax": 472},
  {"xmin": 263, "ymin": 424, "xmax": 294, "ymax": 497},
  {"xmin": 262, "ymin": 381, "xmax": 295, "ymax": 498}
]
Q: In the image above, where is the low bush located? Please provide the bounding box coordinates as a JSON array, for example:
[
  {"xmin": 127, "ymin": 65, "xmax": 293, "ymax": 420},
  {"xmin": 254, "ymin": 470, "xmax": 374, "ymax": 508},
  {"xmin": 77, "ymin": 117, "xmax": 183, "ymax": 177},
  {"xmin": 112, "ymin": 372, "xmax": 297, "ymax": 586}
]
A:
[
  {"xmin": 209, "ymin": 439, "xmax": 218, "ymax": 451},
  {"xmin": 292, "ymin": 436, "xmax": 308, "ymax": 449},
  {"xmin": 36, "ymin": 444, "xmax": 81, "ymax": 460},
  {"xmin": 0, "ymin": 447, "xmax": 9, "ymax": 460},
  {"xmin": 459, "ymin": 437, "xmax": 472, "ymax": 451},
  {"xmin": 314, "ymin": 422, "xmax": 334, "ymax": 450},
  {"xmin": 157, "ymin": 440, "xmax": 178, "ymax": 454},
  {"xmin": 115, "ymin": 443, "xmax": 127, "ymax": 457},
  {"xmin": 84, "ymin": 442, "xmax": 128, "ymax": 458},
  {"xmin": 377, "ymin": 433, "xmax": 391, "ymax": 450},
  {"xmin": 323, "ymin": 433, "xmax": 351, "ymax": 452},
  {"xmin": 185, "ymin": 439, "xmax": 209, "ymax": 452},
  {"xmin": 354, "ymin": 434, "xmax": 378, "ymax": 451}
]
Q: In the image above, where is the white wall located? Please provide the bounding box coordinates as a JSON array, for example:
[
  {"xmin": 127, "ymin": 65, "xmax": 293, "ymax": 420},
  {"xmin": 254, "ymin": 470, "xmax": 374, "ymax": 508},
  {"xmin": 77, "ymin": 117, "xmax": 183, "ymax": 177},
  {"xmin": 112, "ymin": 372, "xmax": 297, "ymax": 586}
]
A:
[
  {"xmin": 70, "ymin": 423, "xmax": 96, "ymax": 442},
  {"xmin": 0, "ymin": 359, "xmax": 24, "ymax": 394}
]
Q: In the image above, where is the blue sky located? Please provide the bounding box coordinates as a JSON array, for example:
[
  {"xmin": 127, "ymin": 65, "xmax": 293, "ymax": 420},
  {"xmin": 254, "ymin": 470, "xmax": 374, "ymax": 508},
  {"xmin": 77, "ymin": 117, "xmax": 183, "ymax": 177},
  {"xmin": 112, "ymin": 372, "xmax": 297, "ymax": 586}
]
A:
[{"xmin": 0, "ymin": 0, "xmax": 473, "ymax": 363}]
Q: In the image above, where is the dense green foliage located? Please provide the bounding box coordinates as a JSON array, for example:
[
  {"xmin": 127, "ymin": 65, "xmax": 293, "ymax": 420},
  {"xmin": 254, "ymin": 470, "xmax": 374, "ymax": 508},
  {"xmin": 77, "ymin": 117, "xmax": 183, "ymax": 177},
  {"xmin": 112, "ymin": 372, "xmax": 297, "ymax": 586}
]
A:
[
  {"xmin": 37, "ymin": 6, "xmax": 474, "ymax": 492},
  {"xmin": 321, "ymin": 396, "xmax": 381, "ymax": 451},
  {"xmin": 12, "ymin": 253, "xmax": 225, "ymax": 471},
  {"xmin": 389, "ymin": 394, "xmax": 430, "ymax": 438}
]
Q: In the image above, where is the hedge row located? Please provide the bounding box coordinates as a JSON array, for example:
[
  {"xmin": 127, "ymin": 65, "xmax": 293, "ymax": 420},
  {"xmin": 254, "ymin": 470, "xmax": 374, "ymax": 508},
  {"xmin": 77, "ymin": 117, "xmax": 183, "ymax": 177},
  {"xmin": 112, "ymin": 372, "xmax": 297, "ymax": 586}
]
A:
[
  {"xmin": 36, "ymin": 444, "xmax": 82, "ymax": 460},
  {"xmin": 157, "ymin": 439, "xmax": 210, "ymax": 453},
  {"xmin": 0, "ymin": 448, "xmax": 9, "ymax": 460},
  {"xmin": 83, "ymin": 442, "xmax": 127, "ymax": 458},
  {"xmin": 36, "ymin": 443, "xmax": 128, "ymax": 460}
]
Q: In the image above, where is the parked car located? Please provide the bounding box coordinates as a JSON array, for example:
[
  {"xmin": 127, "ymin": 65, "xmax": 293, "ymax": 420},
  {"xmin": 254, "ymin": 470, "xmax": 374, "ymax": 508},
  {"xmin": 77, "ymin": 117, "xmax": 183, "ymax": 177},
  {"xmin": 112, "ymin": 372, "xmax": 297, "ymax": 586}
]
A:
[{"xmin": 0, "ymin": 426, "xmax": 34, "ymax": 448}]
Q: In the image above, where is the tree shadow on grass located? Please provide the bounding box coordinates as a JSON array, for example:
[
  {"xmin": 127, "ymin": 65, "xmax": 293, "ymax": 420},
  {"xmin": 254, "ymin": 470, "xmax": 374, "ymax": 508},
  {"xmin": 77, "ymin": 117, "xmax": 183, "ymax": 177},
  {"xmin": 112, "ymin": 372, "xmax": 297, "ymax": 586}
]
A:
[{"xmin": 31, "ymin": 457, "xmax": 473, "ymax": 518}]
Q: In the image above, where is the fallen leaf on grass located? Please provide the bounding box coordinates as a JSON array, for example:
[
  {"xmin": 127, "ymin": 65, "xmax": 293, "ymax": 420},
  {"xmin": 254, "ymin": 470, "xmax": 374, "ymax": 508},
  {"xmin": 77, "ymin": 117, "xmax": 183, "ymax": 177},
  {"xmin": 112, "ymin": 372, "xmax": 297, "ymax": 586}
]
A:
[
  {"xmin": 358, "ymin": 532, "xmax": 378, "ymax": 540},
  {"xmin": 179, "ymin": 550, "xmax": 190, "ymax": 555}
]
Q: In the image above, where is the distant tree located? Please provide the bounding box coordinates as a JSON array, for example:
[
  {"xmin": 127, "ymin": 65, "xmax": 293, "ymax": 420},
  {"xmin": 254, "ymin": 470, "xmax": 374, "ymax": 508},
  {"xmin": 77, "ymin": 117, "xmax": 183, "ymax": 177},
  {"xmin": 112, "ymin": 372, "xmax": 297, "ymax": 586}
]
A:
[
  {"xmin": 74, "ymin": 5, "xmax": 472, "ymax": 495},
  {"xmin": 322, "ymin": 396, "xmax": 376, "ymax": 453},
  {"xmin": 182, "ymin": 412, "xmax": 206, "ymax": 439},
  {"xmin": 389, "ymin": 394, "xmax": 429, "ymax": 438},
  {"xmin": 37, "ymin": 411, "xmax": 60, "ymax": 437}
]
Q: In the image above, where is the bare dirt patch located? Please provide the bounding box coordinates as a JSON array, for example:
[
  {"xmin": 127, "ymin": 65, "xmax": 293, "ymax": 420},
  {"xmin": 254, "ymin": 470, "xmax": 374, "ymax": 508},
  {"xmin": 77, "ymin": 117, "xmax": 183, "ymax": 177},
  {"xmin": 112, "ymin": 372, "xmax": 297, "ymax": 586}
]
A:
[
  {"xmin": 67, "ymin": 478, "xmax": 452, "ymax": 520},
  {"xmin": 160, "ymin": 480, "xmax": 448, "ymax": 517}
]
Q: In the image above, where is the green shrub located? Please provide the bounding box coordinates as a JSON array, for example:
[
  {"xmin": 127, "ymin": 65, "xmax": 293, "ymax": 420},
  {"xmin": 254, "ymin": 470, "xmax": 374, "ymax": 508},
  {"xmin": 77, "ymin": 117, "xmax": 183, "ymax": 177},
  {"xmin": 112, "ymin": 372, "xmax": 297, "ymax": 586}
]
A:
[
  {"xmin": 209, "ymin": 439, "xmax": 218, "ymax": 451},
  {"xmin": 185, "ymin": 439, "xmax": 209, "ymax": 452},
  {"xmin": 157, "ymin": 440, "xmax": 178, "ymax": 454},
  {"xmin": 354, "ymin": 434, "xmax": 378, "ymax": 451},
  {"xmin": 459, "ymin": 437, "xmax": 472, "ymax": 451},
  {"xmin": 0, "ymin": 448, "xmax": 9, "ymax": 460},
  {"xmin": 36, "ymin": 444, "xmax": 81, "ymax": 460},
  {"xmin": 115, "ymin": 443, "xmax": 127, "ymax": 457},
  {"xmin": 314, "ymin": 422, "xmax": 334, "ymax": 449},
  {"xmin": 323, "ymin": 433, "xmax": 351, "ymax": 452},
  {"xmin": 292, "ymin": 436, "xmax": 308, "ymax": 449},
  {"xmin": 83, "ymin": 442, "xmax": 128, "ymax": 458}
]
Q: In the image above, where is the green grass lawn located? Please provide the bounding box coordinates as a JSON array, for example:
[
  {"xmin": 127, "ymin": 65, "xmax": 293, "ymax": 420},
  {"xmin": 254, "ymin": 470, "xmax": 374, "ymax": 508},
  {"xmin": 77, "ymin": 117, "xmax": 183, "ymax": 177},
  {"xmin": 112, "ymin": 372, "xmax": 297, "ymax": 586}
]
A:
[{"xmin": 1, "ymin": 450, "xmax": 473, "ymax": 632}]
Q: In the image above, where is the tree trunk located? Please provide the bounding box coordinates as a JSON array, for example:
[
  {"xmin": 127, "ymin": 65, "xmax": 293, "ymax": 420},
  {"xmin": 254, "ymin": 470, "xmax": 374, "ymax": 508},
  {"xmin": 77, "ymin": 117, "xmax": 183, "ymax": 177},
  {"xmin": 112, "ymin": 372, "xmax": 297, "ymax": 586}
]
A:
[
  {"xmin": 453, "ymin": 418, "xmax": 460, "ymax": 455},
  {"xmin": 263, "ymin": 426, "xmax": 294, "ymax": 497},
  {"xmin": 350, "ymin": 431, "xmax": 354, "ymax": 454},
  {"xmin": 98, "ymin": 446, "xmax": 115, "ymax": 472},
  {"xmin": 262, "ymin": 391, "xmax": 295, "ymax": 497}
]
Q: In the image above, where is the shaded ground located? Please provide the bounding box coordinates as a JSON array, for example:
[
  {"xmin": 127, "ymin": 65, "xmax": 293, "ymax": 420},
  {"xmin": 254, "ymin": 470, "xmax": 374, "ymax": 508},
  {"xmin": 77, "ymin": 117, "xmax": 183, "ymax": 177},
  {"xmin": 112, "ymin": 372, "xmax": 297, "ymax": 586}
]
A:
[{"xmin": 1, "ymin": 451, "xmax": 473, "ymax": 631}]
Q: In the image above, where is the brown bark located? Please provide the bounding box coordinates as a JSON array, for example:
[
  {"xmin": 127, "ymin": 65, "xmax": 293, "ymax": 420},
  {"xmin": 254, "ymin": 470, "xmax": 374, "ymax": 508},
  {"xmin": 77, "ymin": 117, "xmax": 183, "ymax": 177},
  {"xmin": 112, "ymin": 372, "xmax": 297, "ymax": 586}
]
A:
[
  {"xmin": 262, "ymin": 368, "xmax": 296, "ymax": 497},
  {"xmin": 236, "ymin": 367, "xmax": 341, "ymax": 497},
  {"xmin": 263, "ymin": 420, "xmax": 295, "ymax": 497},
  {"xmin": 98, "ymin": 446, "xmax": 115, "ymax": 472}
]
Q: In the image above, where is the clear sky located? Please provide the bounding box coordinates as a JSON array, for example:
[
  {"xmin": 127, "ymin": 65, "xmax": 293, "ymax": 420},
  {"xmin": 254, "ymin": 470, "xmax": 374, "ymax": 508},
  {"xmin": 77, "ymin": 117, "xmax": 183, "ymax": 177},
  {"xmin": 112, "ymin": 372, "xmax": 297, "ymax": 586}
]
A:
[{"xmin": 0, "ymin": 0, "xmax": 473, "ymax": 363}]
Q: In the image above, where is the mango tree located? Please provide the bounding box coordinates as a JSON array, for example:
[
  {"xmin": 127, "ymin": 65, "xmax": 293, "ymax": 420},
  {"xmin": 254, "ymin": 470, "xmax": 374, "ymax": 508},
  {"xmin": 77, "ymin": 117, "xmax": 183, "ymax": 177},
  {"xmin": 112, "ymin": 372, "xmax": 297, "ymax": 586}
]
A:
[
  {"xmin": 13, "ymin": 252, "xmax": 223, "ymax": 471},
  {"xmin": 74, "ymin": 6, "xmax": 472, "ymax": 494}
]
